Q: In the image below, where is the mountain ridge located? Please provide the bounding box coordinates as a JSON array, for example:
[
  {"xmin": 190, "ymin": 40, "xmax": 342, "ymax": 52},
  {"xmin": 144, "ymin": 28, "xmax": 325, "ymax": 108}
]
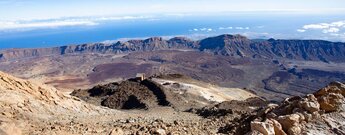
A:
[{"xmin": 1, "ymin": 34, "xmax": 345, "ymax": 62}]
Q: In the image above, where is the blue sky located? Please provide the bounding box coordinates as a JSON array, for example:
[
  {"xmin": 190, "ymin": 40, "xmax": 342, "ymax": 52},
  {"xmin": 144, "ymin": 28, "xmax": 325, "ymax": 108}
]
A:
[
  {"xmin": 0, "ymin": 0, "xmax": 345, "ymax": 49},
  {"xmin": 1, "ymin": 0, "xmax": 345, "ymax": 20},
  {"xmin": 0, "ymin": 0, "xmax": 344, "ymax": 32}
]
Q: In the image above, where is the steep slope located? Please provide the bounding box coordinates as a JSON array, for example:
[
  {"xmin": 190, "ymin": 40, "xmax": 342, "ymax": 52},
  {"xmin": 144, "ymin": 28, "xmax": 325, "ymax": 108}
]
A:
[
  {"xmin": 199, "ymin": 34, "xmax": 251, "ymax": 57},
  {"xmin": 0, "ymin": 71, "xmax": 113, "ymax": 116},
  {"xmin": 246, "ymin": 81, "xmax": 345, "ymax": 135},
  {"xmin": 199, "ymin": 34, "xmax": 345, "ymax": 62},
  {"xmin": 0, "ymin": 37, "xmax": 197, "ymax": 61},
  {"xmin": 0, "ymin": 71, "xmax": 119, "ymax": 134},
  {"xmin": 1, "ymin": 34, "xmax": 345, "ymax": 62}
]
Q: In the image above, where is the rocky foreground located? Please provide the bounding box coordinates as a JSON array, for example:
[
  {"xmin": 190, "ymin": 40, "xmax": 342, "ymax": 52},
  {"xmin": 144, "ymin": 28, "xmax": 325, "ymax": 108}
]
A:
[{"xmin": 0, "ymin": 71, "xmax": 344, "ymax": 135}]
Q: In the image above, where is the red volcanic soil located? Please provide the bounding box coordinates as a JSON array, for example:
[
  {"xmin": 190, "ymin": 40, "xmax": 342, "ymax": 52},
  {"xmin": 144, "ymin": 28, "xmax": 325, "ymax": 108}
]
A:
[
  {"xmin": 87, "ymin": 63, "xmax": 154, "ymax": 83},
  {"xmin": 45, "ymin": 78, "xmax": 85, "ymax": 84}
]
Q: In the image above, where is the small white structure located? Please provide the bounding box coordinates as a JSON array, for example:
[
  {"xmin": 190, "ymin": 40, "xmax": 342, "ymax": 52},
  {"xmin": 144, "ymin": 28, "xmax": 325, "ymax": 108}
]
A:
[{"xmin": 136, "ymin": 73, "xmax": 145, "ymax": 81}]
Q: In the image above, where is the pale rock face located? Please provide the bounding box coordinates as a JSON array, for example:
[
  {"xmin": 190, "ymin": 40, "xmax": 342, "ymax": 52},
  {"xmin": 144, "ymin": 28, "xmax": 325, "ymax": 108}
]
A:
[
  {"xmin": 250, "ymin": 120, "xmax": 275, "ymax": 135},
  {"xmin": 277, "ymin": 114, "xmax": 302, "ymax": 135},
  {"xmin": 278, "ymin": 114, "xmax": 300, "ymax": 128},
  {"xmin": 318, "ymin": 93, "xmax": 344, "ymax": 112},
  {"xmin": 287, "ymin": 126, "xmax": 301, "ymax": 135},
  {"xmin": 154, "ymin": 128, "xmax": 166, "ymax": 135},
  {"xmin": 299, "ymin": 94, "xmax": 320, "ymax": 113},
  {"xmin": 270, "ymin": 119, "xmax": 287, "ymax": 135},
  {"xmin": 313, "ymin": 81, "xmax": 345, "ymax": 112},
  {"xmin": 0, "ymin": 121, "xmax": 22, "ymax": 135},
  {"xmin": 250, "ymin": 119, "xmax": 287, "ymax": 135},
  {"xmin": 0, "ymin": 71, "xmax": 121, "ymax": 134}
]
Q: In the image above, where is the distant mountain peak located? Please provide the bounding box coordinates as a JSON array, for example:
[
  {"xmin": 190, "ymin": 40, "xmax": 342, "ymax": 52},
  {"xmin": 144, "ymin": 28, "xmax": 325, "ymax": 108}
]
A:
[
  {"xmin": 144, "ymin": 37, "xmax": 164, "ymax": 42},
  {"xmin": 217, "ymin": 34, "xmax": 248, "ymax": 39},
  {"xmin": 0, "ymin": 34, "xmax": 344, "ymax": 62}
]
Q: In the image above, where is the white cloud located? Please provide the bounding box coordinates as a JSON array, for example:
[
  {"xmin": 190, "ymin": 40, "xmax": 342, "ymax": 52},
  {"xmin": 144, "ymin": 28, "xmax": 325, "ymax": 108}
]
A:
[
  {"xmin": 297, "ymin": 29, "xmax": 306, "ymax": 32},
  {"xmin": 195, "ymin": 26, "xmax": 249, "ymax": 32},
  {"xmin": 0, "ymin": 15, "xmax": 154, "ymax": 31},
  {"xmin": 303, "ymin": 23, "xmax": 330, "ymax": 29},
  {"xmin": 322, "ymin": 27, "xmax": 340, "ymax": 33},
  {"xmin": 218, "ymin": 26, "xmax": 250, "ymax": 30},
  {"xmin": 298, "ymin": 20, "xmax": 345, "ymax": 35},
  {"xmin": 234, "ymin": 27, "xmax": 250, "ymax": 30},
  {"xmin": 219, "ymin": 27, "xmax": 233, "ymax": 30},
  {"xmin": 200, "ymin": 28, "xmax": 207, "ymax": 31},
  {"xmin": 191, "ymin": 27, "xmax": 214, "ymax": 32},
  {"xmin": 331, "ymin": 21, "xmax": 345, "ymax": 27},
  {"xmin": 0, "ymin": 20, "xmax": 98, "ymax": 30},
  {"xmin": 94, "ymin": 16, "xmax": 152, "ymax": 21}
]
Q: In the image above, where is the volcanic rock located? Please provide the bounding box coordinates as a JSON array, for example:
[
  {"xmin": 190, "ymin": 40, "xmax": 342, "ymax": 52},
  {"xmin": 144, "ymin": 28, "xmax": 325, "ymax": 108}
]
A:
[
  {"xmin": 250, "ymin": 120, "xmax": 275, "ymax": 135},
  {"xmin": 298, "ymin": 94, "xmax": 320, "ymax": 113}
]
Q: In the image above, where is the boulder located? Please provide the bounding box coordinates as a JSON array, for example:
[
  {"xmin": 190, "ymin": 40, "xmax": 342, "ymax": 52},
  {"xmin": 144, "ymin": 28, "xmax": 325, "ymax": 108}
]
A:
[
  {"xmin": 250, "ymin": 120, "xmax": 275, "ymax": 135},
  {"xmin": 298, "ymin": 94, "xmax": 320, "ymax": 113},
  {"xmin": 277, "ymin": 114, "xmax": 302, "ymax": 135},
  {"xmin": 287, "ymin": 126, "xmax": 301, "ymax": 135},
  {"xmin": 278, "ymin": 114, "xmax": 300, "ymax": 128},
  {"xmin": 270, "ymin": 119, "xmax": 287, "ymax": 135},
  {"xmin": 154, "ymin": 128, "xmax": 166, "ymax": 135},
  {"xmin": 313, "ymin": 82, "xmax": 344, "ymax": 97},
  {"xmin": 318, "ymin": 93, "xmax": 344, "ymax": 112},
  {"xmin": 312, "ymin": 82, "xmax": 345, "ymax": 112}
]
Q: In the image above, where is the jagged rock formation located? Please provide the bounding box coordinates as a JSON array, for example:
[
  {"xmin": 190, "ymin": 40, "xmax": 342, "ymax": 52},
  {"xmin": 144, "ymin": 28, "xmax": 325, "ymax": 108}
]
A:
[
  {"xmin": 1, "ymin": 34, "xmax": 344, "ymax": 62},
  {"xmin": 199, "ymin": 34, "xmax": 345, "ymax": 62},
  {"xmin": 247, "ymin": 81, "xmax": 345, "ymax": 135},
  {"xmin": 0, "ymin": 37, "xmax": 197, "ymax": 61}
]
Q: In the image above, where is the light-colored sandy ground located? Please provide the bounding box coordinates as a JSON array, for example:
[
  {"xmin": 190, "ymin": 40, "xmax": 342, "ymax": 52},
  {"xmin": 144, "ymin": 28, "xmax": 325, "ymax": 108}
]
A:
[{"xmin": 153, "ymin": 78, "xmax": 256, "ymax": 102}]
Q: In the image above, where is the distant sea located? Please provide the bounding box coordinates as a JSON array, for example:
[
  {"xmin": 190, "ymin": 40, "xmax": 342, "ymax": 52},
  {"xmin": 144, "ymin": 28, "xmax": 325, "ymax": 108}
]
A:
[{"xmin": 0, "ymin": 14, "xmax": 344, "ymax": 49}]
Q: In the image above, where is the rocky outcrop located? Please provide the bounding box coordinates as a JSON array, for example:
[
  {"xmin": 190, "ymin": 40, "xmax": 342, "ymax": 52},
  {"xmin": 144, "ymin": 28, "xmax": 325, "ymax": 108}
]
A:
[
  {"xmin": 249, "ymin": 119, "xmax": 286, "ymax": 135},
  {"xmin": 248, "ymin": 82, "xmax": 345, "ymax": 135},
  {"xmin": 277, "ymin": 114, "xmax": 303, "ymax": 135},
  {"xmin": 298, "ymin": 94, "xmax": 320, "ymax": 113},
  {"xmin": 250, "ymin": 120, "xmax": 275, "ymax": 135},
  {"xmin": 314, "ymin": 82, "xmax": 345, "ymax": 112}
]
